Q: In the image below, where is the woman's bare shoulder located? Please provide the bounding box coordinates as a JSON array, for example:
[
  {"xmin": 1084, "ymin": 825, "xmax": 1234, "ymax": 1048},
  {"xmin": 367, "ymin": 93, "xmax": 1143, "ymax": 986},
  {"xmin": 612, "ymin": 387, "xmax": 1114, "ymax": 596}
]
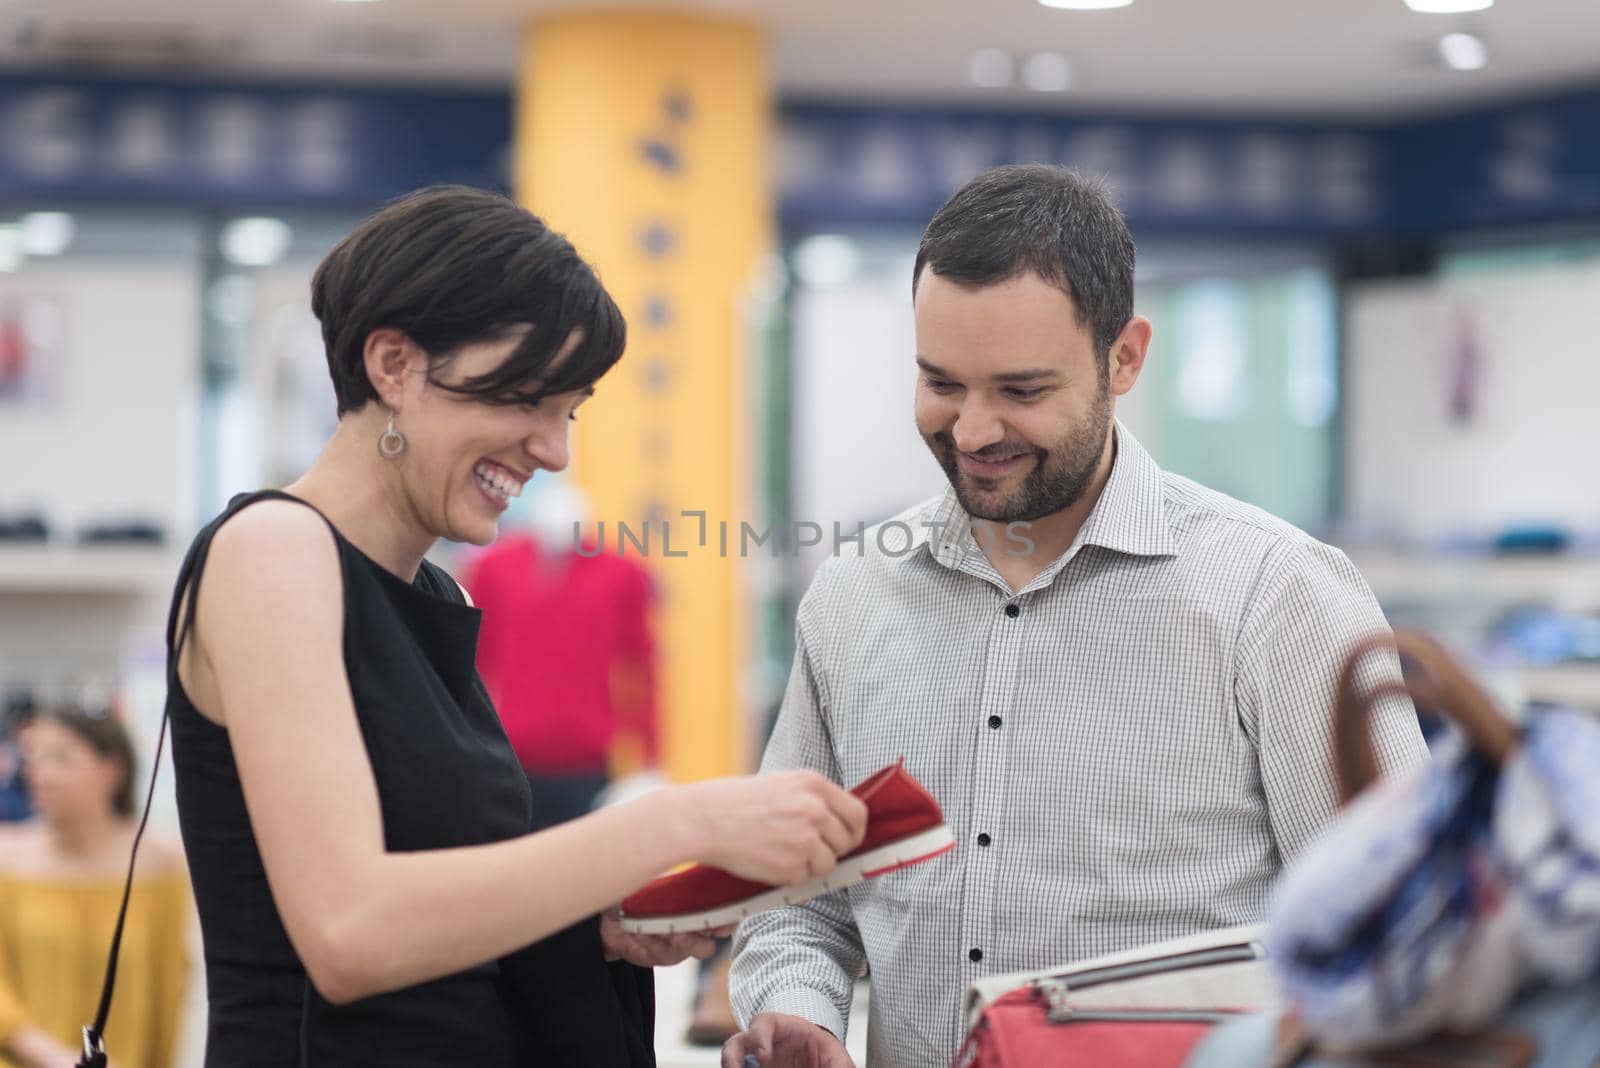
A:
[
  {"xmin": 184, "ymin": 497, "xmax": 343, "ymax": 662},
  {"xmin": 206, "ymin": 498, "xmax": 338, "ymax": 569}
]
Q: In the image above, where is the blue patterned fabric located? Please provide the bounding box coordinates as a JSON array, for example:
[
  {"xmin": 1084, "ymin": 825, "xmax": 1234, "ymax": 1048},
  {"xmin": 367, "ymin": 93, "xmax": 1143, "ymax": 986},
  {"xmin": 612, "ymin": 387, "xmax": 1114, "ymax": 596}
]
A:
[
  {"xmin": 1183, "ymin": 984, "xmax": 1600, "ymax": 1068},
  {"xmin": 1266, "ymin": 710, "xmax": 1600, "ymax": 1049},
  {"xmin": 1495, "ymin": 710, "xmax": 1600, "ymax": 983}
]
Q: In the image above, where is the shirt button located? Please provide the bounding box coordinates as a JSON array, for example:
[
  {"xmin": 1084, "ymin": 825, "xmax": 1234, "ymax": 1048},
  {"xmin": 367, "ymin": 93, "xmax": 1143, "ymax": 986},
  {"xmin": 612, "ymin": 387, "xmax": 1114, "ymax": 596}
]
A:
[
  {"xmin": 977, "ymin": 832, "xmax": 992, "ymax": 847},
  {"xmin": 988, "ymin": 715, "xmax": 1002, "ymax": 730},
  {"xmin": 1004, "ymin": 603, "xmax": 1020, "ymax": 618},
  {"xmin": 969, "ymin": 948, "xmax": 984, "ymax": 963}
]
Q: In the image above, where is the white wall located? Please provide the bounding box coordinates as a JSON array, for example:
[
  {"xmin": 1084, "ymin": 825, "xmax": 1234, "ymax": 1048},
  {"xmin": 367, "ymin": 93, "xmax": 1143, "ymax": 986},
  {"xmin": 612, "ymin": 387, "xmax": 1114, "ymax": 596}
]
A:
[
  {"xmin": 250, "ymin": 260, "xmax": 334, "ymax": 488},
  {"xmin": 0, "ymin": 259, "xmax": 198, "ymax": 686},
  {"xmin": 0, "ymin": 260, "xmax": 198, "ymax": 537},
  {"xmin": 790, "ymin": 284, "xmax": 947, "ymax": 580},
  {"xmin": 1345, "ymin": 265, "xmax": 1600, "ymax": 542}
]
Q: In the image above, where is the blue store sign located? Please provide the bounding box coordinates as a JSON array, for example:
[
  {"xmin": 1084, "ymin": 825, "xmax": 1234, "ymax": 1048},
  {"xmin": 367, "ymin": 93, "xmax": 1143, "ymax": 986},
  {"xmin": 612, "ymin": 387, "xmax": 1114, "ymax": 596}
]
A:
[
  {"xmin": 776, "ymin": 104, "xmax": 1381, "ymax": 232},
  {"xmin": 3, "ymin": 71, "xmax": 1599, "ymax": 235},
  {"xmin": 0, "ymin": 74, "xmax": 510, "ymax": 207}
]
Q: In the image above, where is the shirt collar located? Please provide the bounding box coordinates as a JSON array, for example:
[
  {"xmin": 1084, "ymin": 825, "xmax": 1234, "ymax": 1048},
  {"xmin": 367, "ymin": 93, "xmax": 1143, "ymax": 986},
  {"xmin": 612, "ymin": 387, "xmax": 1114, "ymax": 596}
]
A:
[
  {"xmin": 922, "ymin": 420, "xmax": 1175, "ymax": 570},
  {"xmin": 1076, "ymin": 422, "xmax": 1176, "ymax": 559}
]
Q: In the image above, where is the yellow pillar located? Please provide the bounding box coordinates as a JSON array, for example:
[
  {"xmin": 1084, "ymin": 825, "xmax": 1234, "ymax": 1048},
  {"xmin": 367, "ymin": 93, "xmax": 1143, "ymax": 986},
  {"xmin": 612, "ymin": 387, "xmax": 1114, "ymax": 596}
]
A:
[{"xmin": 516, "ymin": 12, "xmax": 770, "ymax": 783}]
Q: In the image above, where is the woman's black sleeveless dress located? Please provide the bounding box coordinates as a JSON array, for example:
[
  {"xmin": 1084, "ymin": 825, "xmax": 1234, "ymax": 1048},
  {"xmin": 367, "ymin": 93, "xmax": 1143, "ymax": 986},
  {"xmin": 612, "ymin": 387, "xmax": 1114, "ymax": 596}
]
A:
[{"xmin": 166, "ymin": 491, "xmax": 654, "ymax": 1067}]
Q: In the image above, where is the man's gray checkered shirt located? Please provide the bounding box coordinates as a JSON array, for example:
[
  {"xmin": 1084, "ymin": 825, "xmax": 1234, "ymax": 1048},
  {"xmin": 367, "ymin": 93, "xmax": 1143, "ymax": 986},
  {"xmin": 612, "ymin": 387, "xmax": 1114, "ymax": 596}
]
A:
[{"xmin": 730, "ymin": 424, "xmax": 1427, "ymax": 1068}]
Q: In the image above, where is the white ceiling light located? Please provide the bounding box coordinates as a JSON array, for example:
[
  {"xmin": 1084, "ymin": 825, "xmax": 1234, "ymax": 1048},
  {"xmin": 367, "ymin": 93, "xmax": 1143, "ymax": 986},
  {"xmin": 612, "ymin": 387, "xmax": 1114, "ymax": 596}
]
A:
[
  {"xmin": 1039, "ymin": 0, "xmax": 1133, "ymax": 9},
  {"xmin": 1404, "ymin": 0, "xmax": 1493, "ymax": 13},
  {"xmin": 221, "ymin": 217, "xmax": 292, "ymax": 267},
  {"xmin": 18, "ymin": 212, "xmax": 75, "ymax": 257},
  {"xmin": 1439, "ymin": 31, "xmax": 1488, "ymax": 70},
  {"xmin": 1022, "ymin": 52, "xmax": 1072, "ymax": 92},
  {"xmin": 968, "ymin": 48, "xmax": 1015, "ymax": 89}
]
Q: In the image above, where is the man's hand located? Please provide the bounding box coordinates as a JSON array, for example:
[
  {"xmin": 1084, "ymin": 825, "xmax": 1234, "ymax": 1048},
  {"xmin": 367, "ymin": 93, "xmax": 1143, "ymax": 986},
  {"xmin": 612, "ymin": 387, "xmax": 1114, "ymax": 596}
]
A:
[
  {"xmin": 721, "ymin": 1012, "xmax": 856, "ymax": 1067},
  {"xmin": 599, "ymin": 910, "xmax": 731, "ymax": 967}
]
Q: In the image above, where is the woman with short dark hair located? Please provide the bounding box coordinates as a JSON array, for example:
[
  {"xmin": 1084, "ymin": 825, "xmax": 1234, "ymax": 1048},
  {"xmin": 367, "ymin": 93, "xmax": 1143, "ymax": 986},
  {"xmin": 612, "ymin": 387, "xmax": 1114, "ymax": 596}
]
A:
[{"xmin": 166, "ymin": 186, "xmax": 865, "ymax": 1066}]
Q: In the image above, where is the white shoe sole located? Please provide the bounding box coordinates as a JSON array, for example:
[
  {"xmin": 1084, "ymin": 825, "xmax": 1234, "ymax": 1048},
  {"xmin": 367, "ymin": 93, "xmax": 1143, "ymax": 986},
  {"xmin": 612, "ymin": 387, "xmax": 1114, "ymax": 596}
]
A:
[{"xmin": 618, "ymin": 823, "xmax": 956, "ymax": 935}]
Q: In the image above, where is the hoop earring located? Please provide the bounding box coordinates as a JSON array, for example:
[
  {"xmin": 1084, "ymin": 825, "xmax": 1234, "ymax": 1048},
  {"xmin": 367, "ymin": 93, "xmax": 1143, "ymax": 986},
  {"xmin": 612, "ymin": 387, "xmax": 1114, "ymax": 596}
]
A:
[{"xmin": 378, "ymin": 412, "xmax": 407, "ymax": 459}]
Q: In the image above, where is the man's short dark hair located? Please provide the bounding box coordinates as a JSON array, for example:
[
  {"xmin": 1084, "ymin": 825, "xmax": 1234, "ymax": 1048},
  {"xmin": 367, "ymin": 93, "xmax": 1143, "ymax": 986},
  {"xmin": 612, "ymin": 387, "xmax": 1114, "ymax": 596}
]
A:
[
  {"xmin": 312, "ymin": 185, "xmax": 625, "ymax": 416},
  {"xmin": 912, "ymin": 165, "xmax": 1135, "ymax": 368}
]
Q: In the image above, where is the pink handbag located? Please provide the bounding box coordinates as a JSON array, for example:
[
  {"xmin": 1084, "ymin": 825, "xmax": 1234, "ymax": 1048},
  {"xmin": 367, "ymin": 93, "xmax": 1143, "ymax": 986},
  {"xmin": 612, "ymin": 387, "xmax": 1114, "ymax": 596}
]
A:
[{"xmin": 955, "ymin": 927, "xmax": 1271, "ymax": 1068}]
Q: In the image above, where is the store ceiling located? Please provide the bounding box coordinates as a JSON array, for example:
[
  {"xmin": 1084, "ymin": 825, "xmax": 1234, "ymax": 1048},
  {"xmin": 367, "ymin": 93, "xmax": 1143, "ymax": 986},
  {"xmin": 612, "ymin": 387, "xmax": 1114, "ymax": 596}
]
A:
[{"xmin": 3, "ymin": 0, "xmax": 1599, "ymax": 118}]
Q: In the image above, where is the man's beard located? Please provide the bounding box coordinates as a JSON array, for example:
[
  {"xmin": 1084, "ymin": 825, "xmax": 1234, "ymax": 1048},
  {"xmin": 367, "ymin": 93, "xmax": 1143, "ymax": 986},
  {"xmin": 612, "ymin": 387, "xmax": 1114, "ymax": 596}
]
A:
[{"xmin": 924, "ymin": 386, "xmax": 1113, "ymax": 524}]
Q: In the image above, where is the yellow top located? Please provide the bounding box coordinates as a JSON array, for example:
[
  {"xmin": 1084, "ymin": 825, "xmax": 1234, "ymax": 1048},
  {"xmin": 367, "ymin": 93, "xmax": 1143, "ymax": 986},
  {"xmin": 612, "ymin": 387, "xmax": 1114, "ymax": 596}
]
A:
[{"xmin": 0, "ymin": 865, "xmax": 190, "ymax": 1068}]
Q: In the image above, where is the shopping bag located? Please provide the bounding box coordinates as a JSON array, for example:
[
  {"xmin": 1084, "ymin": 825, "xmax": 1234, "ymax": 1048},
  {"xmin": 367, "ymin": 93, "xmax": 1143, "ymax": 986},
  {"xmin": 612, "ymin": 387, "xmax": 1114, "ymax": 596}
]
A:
[
  {"xmin": 1267, "ymin": 630, "xmax": 1600, "ymax": 1058},
  {"xmin": 955, "ymin": 925, "xmax": 1272, "ymax": 1067}
]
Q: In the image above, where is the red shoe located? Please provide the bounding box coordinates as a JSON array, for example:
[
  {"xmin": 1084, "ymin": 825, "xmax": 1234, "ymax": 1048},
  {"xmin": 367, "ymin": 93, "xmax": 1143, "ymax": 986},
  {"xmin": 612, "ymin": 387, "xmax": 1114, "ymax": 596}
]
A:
[{"xmin": 617, "ymin": 761, "xmax": 954, "ymax": 934}]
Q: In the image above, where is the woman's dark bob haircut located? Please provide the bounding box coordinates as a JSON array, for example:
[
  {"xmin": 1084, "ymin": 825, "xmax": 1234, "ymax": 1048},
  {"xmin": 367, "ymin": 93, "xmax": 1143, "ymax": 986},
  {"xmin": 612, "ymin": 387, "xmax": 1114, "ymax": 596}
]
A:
[{"xmin": 311, "ymin": 185, "xmax": 626, "ymax": 416}]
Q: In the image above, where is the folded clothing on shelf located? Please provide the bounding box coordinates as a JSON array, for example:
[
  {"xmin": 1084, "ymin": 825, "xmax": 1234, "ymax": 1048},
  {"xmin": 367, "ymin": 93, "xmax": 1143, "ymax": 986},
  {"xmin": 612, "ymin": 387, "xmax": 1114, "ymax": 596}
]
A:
[
  {"xmin": 0, "ymin": 513, "xmax": 49, "ymax": 542},
  {"xmin": 77, "ymin": 519, "xmax": 166, "ymax": 545}
]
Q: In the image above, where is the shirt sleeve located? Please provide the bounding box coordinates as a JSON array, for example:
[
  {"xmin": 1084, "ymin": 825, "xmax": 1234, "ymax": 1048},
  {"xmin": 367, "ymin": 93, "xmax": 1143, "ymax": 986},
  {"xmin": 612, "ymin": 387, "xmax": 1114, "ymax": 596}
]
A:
[
  {"xmin": 1234, "ymin": 539, "xmax": 1429, "ymax": 863},
  {"xmin": 730, "ymin": 566, "xmax": 867, "ymax": 1041}
]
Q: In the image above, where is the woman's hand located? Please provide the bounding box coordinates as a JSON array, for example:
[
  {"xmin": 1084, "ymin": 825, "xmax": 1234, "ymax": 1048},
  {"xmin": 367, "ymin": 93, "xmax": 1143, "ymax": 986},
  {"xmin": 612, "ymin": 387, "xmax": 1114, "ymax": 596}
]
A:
[
  {"xmin": 678, "ymin": 771, "xmax": 868, "ymax": 886},
  {"xmin": 599, "ymin": 910, "xmax": 731, "ymax": 966}
]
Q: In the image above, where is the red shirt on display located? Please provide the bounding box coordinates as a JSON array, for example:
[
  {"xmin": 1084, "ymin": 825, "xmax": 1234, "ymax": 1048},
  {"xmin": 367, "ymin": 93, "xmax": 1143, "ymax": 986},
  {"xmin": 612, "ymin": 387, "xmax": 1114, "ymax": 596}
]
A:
[{"xmin": 462, "ymin": 534, "xmax": 658, "ymax": 775}]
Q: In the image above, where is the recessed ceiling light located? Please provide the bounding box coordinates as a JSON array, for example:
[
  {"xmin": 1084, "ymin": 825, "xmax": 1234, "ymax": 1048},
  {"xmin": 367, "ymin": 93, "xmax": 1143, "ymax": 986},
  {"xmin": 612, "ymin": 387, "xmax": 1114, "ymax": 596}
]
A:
[
  {"xmin": 1039, "ymin": 0, "xmax": 1133, "ymax": 8},
  {"xmin": 969, "ymin": 48, "xmax": 1015, "ymax": 89},
  {"xmin": 1404, "ymin": 0, "xmax": 1492, "ymax": 12},
  {"xmin": 1022, "ymin": 52, "xmax": 1072, "ymax": 92},
  {"xmin": 1438, "ymin": 31, "xmax": 1488, "ymax": 70}
]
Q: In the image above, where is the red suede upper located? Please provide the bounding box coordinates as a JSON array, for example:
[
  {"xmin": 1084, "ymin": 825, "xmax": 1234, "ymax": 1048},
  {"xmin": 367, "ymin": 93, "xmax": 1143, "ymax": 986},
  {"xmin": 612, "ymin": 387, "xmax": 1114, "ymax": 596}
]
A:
[
  {"xmin": 844, "ymin": 760, "xmax": 943, "ymax": 857},
  {"xmin": 620, "ymin": 760, "xmax": 946, "ymax": 919}
]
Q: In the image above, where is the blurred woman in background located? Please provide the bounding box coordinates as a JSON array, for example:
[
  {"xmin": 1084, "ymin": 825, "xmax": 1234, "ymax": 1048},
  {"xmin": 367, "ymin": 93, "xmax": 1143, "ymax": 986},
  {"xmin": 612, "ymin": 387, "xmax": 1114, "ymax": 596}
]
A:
[{"xmin": 0, "ymin": 707, "xmax": 188, "ymax": 1068}]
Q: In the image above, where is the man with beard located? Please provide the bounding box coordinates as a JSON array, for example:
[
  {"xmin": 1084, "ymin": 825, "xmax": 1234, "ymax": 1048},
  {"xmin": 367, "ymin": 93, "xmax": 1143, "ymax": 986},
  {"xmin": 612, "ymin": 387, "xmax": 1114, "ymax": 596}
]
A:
[{"xmin": 720, "ymin": 165, "xmax": 1428, "ymax": 1068}]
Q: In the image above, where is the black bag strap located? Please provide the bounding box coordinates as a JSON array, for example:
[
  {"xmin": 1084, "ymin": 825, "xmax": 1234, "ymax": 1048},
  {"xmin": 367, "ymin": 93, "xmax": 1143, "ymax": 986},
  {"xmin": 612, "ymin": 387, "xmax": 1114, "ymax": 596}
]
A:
[
  {"xmin": 80, "ymin": 490, "xmax": 308, "ymax": 1067},
  {"xmin": 78, "ymin": 713, "xmax": 166, "ymax": 1066}
]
